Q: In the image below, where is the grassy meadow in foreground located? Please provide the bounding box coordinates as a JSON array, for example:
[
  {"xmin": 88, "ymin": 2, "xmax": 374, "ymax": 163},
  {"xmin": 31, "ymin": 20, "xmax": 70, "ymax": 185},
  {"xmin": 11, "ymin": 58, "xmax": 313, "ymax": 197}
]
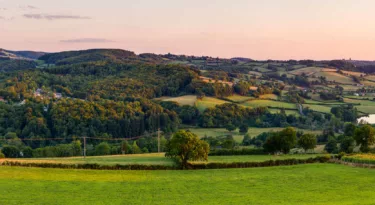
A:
[{"xmin": 1, "ymin": 164, "xmax": 375, "ymax": 205}]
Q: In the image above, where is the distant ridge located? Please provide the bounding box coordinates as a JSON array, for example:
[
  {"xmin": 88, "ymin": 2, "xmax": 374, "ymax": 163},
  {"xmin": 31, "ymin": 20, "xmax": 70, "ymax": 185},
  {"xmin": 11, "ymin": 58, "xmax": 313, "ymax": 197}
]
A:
[{"xmin": 0, "ymin": 48, "xmax": 46, "ymax": 60}]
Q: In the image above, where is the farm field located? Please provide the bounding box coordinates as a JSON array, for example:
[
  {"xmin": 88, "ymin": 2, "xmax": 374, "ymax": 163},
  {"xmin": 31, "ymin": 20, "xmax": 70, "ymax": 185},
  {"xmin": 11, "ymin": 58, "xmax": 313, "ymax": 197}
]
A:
[
  {"xmin": 268, "ymin": 108, "xmax": 299, "ymax": 115},
  {"xmin": 302, "ymin": 104, "xmax": 332, "ymax": 113},
  {"xmin": 188, "ymin": 127, "xmax": 322, "ymax": 142},
  {"xmin": 10, "ymin": 153, "xmax": 174, "ymax": 166},
  {"xmin": 2, "ymin": 153, "xmax": 327, "ymax": 166},
  {"xmin": 343, "ymin": 98, "xmax": 375, "ymax": 114},
  {"xmin": 313, "ymin": 71, "xmax": 354, "ymax": 84},
  {"xmin": 195, "ymin": 97, "xmax": 228, "ymax": 112},
  {"xmin": 259, "ymin": 94, "xmax": 279, "ymax": 100},
  {"xmin": 225, "ymin": 94, "xmax": 254, "ymax": 102},
  {"xmin": 1, "ymin": 164, "xmax": 375, "ymax": 204},
  {"xmin": 157, "ymin": 95, "xmax": 197, "ymax": 106},
  {"xmin": 242, "ymin": 99, "xmax": 296, "ymax": 109},
  {"xmin": 289, "ymin": 66, "xmax": 326, "ymax": 76}
]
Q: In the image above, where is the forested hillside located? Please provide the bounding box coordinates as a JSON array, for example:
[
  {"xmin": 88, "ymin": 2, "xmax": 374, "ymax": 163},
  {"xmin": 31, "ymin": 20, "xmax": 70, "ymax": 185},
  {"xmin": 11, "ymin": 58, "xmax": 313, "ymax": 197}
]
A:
[{"xmin": 0, "ymin": 48, "xmax": 369, "ymax": 152}]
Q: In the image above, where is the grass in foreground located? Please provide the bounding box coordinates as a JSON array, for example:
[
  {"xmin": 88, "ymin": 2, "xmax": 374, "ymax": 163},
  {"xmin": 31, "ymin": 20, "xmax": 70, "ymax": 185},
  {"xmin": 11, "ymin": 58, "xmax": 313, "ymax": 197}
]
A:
[{"xmin": 0, "ymin": 164, "xmax": 375, "ymax": 205}]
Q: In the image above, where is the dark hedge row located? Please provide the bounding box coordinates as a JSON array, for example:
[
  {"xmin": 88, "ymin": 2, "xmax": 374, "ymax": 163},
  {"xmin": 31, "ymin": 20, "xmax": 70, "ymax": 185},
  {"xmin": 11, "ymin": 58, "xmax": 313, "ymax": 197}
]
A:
[
  {"xmin": 189, "ymin": 156, "xmax": 331, "ymax": 169},
  {"xmin": 0, "ymin": 156, "xmax": 330, "ymax": 170},
  {"xmin": 209, "ymin": 148, "xmax": 266, "ymax": 156}
]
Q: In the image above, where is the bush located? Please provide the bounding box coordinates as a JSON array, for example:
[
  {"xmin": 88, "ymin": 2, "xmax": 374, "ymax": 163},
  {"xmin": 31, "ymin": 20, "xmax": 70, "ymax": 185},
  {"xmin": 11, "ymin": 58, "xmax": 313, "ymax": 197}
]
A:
[
  {"xmin": 0, "ymin": 151, "xmax": 5, "ymax": 158},
  {"xmin": 325, "ymin": 139, "xmax": 339, "ymax": 154},
  {"xmin": 2, "ymin": 146, "xmax": 20, "ymax": 158},
  {"xmin": 95, "ymin": 142, "xmax": 111, "ymax": 156},
  {"xmin": 22, "ymin": 147, "xmax": 33, "ymax": 158}
]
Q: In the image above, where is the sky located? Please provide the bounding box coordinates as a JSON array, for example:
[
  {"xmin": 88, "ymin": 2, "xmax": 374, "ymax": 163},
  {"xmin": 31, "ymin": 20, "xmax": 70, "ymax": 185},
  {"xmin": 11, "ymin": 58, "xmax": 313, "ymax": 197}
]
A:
[{"xmin": 1, "ymin": 0, "xmax": 375, "ymax": 60}]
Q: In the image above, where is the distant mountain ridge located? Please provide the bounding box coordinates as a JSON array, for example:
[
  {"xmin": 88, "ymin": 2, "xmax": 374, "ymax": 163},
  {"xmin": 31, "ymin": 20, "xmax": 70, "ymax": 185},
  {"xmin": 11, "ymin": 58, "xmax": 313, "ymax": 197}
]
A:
[{"xmin": 0, "ymin": 49, "xmax": 46, "ymax": 60}]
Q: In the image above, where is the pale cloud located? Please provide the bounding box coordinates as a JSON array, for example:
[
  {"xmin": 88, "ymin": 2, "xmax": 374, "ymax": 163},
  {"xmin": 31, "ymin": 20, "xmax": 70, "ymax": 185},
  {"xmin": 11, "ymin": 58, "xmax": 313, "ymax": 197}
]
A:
[
  {"xmin": 19, "ymin": 5, "xmax": 38, "ymax": 10},
  {"xmin": 24, "ymin": 14, "xmax": 91, "ymax": 20},
  {"xmin": 60, "ymin": 38, "xmax": 114, "ymax": 43}
]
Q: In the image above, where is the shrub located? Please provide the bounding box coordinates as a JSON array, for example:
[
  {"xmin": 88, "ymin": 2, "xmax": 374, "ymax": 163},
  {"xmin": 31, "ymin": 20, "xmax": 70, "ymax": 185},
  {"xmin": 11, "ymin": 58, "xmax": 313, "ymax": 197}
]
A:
[
  {"xmin": 325, "ymin": 139, "xmax": 339, "ymax": 154},
  {"xmin": 22, "ymin": 147, "xmax": 33, "ymax": 158},
  {"xmin": 0, "ymin": 151, "xmax": 4, "ymax": 158},
  {"xmin": 1, "ymin": 146, "xmax": 20, "ymax": 158},
  {"xmin": 95, "ymin": 142, "xmax": 111, "ymax": 156}
]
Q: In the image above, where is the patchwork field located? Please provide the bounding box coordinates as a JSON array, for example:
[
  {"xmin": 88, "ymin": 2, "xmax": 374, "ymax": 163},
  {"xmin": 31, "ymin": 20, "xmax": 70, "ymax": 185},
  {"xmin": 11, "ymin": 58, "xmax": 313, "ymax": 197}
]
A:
[
  {"xmin": 242, "ymin": 100, "xmax": 296, "ymax": 109},
  {"xmin": 226, "ymin": 94, "xmax": 254, "ymax": 102},
  {"xmin": 302, "ymin": 104, "xmax": 332, "ymax": 113},
  {"xmin": 195, "ymin": 97, "xmax": 228, "ymax": 112},
  {"xmin": 343, "ymin": 98, "xmax": 375, "ymax": 114},
  {"xmin": 188, "ymin": 127, "xmax": 322, "ymax": 142},
  {"xmin": 313, "ymin": 71, "xmax": 354, "ymax": 84},
  {"xmin": 290, "ymin": 67, "xmax": 327, "ymax": 76},
  {"xmin": 259, "ymin": 94, "xmax": 279, "ymax": 100},
  {"xmin": 1, "ymin": 164, "xmax": 375, "ymax": 204}
]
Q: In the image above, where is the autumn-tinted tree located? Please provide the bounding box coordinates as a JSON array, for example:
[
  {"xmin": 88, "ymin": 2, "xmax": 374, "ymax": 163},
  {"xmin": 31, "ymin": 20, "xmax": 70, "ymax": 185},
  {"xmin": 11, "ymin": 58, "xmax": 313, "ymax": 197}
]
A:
[{"xmin": 165, "ymin": 130, "xmax": 209, "ymax": 169}]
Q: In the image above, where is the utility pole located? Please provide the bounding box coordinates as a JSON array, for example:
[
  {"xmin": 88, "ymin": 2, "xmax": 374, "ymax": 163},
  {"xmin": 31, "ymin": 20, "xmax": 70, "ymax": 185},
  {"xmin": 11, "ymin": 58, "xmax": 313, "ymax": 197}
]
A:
[
  {"xmin": 158, "ymin": 128, "xmax": 160, "ymax": 153},
  {"xmin": 83, "ymin": 136, "xmax": 86, "ymax": 158}
]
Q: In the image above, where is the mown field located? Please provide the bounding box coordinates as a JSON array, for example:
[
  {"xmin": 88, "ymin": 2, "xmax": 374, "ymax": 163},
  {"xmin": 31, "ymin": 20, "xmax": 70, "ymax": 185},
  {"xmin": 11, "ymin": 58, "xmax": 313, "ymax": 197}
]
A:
[
  {"xmin": 1, "ymin": 164, "xmax": 375, "ymax": 204},
  {"xmin": 2, "ymin": 153, "xmax": 326, "ymax": 166}
]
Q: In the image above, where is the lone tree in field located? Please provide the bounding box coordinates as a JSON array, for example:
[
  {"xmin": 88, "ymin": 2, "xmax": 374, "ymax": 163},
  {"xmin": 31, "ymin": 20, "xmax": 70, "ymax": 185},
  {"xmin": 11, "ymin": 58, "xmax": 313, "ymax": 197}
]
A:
[
  {"xmin": 263, "ymin": 127, "xmax": 297, "ymax": 154},
  {"xmin": 298, "ymin": 134, "xmax": 317, "ymax": 153},
  {"xmin": 354, "ymin": 125, "xmax": 375, "ymax": 152},
  {"xmin": 165, "ymin": 130, "xmax": 209, "ymax": 169}
]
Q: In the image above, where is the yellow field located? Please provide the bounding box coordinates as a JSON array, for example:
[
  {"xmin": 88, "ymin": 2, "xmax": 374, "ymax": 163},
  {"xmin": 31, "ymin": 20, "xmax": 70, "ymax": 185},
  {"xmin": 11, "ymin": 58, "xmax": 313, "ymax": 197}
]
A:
[{"xmin": 259, "ymin": 94, "xmax": 279, "ymax": 100}]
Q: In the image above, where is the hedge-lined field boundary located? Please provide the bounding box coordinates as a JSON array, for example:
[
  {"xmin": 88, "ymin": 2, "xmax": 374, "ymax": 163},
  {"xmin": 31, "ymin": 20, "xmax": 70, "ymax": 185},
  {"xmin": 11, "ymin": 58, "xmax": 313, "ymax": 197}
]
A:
[
  {"xmin": 0, "ymin": 156, "xmax": 331, "ymax": 170},
  {"xmin": 208, "ymin": 148, "xmax": 266, "ymax": 156}
]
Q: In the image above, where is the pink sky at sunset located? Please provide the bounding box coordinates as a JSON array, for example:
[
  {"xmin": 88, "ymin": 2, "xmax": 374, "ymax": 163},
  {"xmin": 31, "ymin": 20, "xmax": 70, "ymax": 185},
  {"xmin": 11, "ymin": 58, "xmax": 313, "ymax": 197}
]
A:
[{"xmin": 1, "ymin": 0, "xmax": 375, "ymax": 60}]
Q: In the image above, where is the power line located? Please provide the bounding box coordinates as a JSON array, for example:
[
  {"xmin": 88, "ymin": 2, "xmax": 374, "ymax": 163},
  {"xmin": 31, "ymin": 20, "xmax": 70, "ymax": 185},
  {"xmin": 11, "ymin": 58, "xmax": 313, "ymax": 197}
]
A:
[{"xmin": 0, "ymin": 131, "xmax": 163, "ymax": 142}]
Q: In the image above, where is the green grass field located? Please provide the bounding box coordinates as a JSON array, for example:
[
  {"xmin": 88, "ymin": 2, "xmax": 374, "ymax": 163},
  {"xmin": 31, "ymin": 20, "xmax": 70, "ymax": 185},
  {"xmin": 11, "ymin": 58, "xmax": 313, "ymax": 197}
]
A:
[
  {"xmin": 344, "ymin": 98, "xmax": 375, "ymax": 114},
  {"xmin": 226, "ymin": 94, "xmax": 254, "ymax": 102},
  {"xmin": 314, "ymin": 71, "xmax": 354, "ymax": 84},
  {"xmin": 3, "ymin": 153, "xmax": 326, "ymax": 166},
  {"xmin": 12, "ymin": 153, "xmax": 174, "ymax": 166},
  {"xmin": 1, "ymin": 164, "xmax": 375, "ymax": 204},
  {"xmin": 302, "ymin": 104, "xmax": 332, "ymax": 113},
  {"xmin": 242, "ymin": 100, "xmax": 296, "ymax": 109},
  {"xmin": 188, "ymin": 127, "xmax": 322, "ymax": 142},
  {"xmin": 195, "ymin": 97, "xmax": 228, "ymax": 112}
]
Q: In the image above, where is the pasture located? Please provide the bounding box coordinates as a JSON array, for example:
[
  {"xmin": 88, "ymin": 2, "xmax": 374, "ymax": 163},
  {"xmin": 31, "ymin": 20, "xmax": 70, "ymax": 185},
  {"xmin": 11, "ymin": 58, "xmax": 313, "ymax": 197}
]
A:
[
  {"xmin": 2, "ymin": 153, "xmax": 327, "ymax": 166},
  {"xmin": 242, "ymin": 99, "xmax": 296, "ymax": 109},
  {"xmin": 188, "ymin": 127, "xmax": 322, "ymax": 142},
  {"xmin": 157, "ymin": 95, "xmax": 197, "ymax": 106},
  {"xmin": 195, "ymin": 97, "xmax": 228, "ymax": 112},
  {"xmin": 1, "ymin": 164, "xmax": 375, "ymax": 204},
  {"xmin": 344, "ymin": 98, "xmax": 375, "ymax": 114}
]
